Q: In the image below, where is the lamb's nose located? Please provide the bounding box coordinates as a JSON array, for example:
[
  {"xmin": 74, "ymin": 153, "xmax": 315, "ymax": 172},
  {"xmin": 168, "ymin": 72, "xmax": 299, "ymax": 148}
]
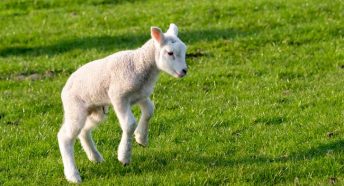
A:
[{"xmin": 182, "ymin": 69, "xmax": 188, "ymax": 75}]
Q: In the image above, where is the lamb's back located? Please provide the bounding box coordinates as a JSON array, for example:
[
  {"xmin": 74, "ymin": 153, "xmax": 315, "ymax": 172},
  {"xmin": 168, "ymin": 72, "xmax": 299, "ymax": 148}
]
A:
[{"xmin": 62, "ymin": 50, "xmax": 134, "ymax": 104}]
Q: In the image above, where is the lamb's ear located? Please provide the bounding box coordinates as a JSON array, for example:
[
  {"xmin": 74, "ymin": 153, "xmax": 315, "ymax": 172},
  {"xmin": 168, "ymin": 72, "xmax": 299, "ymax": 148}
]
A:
[
  {"xmin": 151, "ymin": 27, "xmax": 164, "ymax": 45},
  {"xmin": 166, "ymin": 23, "xmax": 178, "ymax": 36}
]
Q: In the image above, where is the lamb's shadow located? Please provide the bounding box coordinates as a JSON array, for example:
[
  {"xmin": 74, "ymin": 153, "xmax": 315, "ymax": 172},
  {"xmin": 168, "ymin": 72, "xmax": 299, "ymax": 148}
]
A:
[
  {"xmin": 0, "ymin": 28, "xmax": 253, "ymax": 57},
  {"xmin": 201, "ymin": 139, "xmax": 344, "ymax": 167},
  {"xmin": 85, "ymin": 139, "xmax": 344, "ymax": 180},
  {"xmin": 282, "ymin": 139, "xmax": 344, "ymax": 161}
]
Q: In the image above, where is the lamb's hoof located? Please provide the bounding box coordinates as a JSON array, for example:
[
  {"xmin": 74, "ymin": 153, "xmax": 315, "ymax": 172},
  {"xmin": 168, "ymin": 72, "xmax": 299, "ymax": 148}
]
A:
[
  {"xmin": 90, "ymin": 158, "xmax": 105, "ymax": 163},
  {"xmin": 89, "ymin": 153, "xmax": 105, "ymax": 163},
  {"xmin": 138, "ymin": 143, "xmax": 147, "ymax": 148},
  {"xmin": 65, "ymin": 172, "xmax": 82, "ymax": 184},
  {"xmin": 118, "ymin": 157, "xmax": 130, "ymax": 166},
  {"xmin": 135, "ymin": 136, "xmax": 148, "ymax": 147}
]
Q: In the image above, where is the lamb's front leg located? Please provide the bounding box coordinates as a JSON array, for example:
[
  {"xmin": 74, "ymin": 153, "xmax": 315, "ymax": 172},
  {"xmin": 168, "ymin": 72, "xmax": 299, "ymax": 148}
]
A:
[
  {"xmin": 112, "ymin": 99, "xmax": 136, "ymax": 166},
  {"xmin": 135, "ymin": 98, "xmax": 154, "ymax": 147}
]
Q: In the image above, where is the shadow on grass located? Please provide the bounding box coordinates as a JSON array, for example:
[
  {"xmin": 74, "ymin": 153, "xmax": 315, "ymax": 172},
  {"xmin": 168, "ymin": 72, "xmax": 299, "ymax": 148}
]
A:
[
  {"xmin": 83, "ymin": 139, "xmax": 343, "ymax": 182},
  {"xmin": 2, "ymin": 0, "xmax": 140, "ymax": 11},
  {"xmin": 214, "ymin": 139, "xmax": 342, "ymax": 165},
  {"xmin": 253, "ymin": 116, "xmax": 286, "ymax": 125},
  {"xmin": 0, "ymin": 28, "xmax": 254, "ymax": 57},
  {"xmin": 0, "ymin": 34, "xmax": 148, "ymax": 57},
  {"xmin": 286, "ymin": 139, "xmax": 344, "ymax": 161}
]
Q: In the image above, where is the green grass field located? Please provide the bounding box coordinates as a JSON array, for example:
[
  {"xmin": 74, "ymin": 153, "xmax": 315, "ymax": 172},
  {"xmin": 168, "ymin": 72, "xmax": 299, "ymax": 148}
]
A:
[{"xmin": 1, "ymin": 0, "xmax": 344, "ymax": 185}]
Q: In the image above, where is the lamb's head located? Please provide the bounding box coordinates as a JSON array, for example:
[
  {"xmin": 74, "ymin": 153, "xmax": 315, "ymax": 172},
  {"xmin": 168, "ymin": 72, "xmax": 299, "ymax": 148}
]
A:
[{"xmin": 151, "ymin": 24, "xmax": 187, "ymax": 78}]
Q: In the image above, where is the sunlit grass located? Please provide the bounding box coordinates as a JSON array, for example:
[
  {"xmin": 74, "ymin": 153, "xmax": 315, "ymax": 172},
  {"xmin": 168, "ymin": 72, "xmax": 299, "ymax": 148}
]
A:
[{"xmin": 0, "ymin": 0, "xmax": 343, "ymax": 185}]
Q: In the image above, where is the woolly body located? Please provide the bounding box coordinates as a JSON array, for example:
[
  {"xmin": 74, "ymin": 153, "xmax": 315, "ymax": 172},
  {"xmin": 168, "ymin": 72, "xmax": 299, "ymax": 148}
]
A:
[
  {"xmin": 57, "ymin": 24, "xmax": 187, "ymax": 183},
  {"xmin": 62, "ymin": 39, "xmax": 158, "ymax": 108}
]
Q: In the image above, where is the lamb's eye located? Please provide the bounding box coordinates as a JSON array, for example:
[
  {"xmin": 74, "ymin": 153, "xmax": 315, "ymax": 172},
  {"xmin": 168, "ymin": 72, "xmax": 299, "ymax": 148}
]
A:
[{"xmin": 167, "ymin": 52, "xmax": 174, "ymax": 56}]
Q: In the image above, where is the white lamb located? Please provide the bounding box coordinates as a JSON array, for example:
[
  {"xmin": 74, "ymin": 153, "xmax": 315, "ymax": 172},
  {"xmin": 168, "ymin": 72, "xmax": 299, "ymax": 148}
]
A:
[{"xmin": 57, "ymin": 24, "xmax": 187, "ymax": 183}]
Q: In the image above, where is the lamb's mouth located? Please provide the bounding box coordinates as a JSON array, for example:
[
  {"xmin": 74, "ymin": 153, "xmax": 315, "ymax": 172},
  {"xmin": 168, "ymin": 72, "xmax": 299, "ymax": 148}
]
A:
[{"xmin": 174, "ymin": 71, "xmax": 186, "ymax": 78}]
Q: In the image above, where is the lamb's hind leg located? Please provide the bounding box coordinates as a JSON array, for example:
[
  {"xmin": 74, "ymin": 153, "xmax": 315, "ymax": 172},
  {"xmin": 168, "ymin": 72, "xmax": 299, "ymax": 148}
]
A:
[
  {"xmin": 78, "ymin": 106, "xmax": 108, "ymax": 163},
  {"xmin": 58, "ymin": 105, "xmax": 87, "ymax": 183},
  {"xmin": 135, "ymin": 98, "xmax": 154, "ymax": 147}
]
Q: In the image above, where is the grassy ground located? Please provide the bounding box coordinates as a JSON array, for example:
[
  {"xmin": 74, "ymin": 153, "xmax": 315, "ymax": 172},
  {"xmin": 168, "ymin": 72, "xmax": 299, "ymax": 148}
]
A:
[{"xmin": 1, "ymin": 0, "xmax": 344, "ymax": 185}]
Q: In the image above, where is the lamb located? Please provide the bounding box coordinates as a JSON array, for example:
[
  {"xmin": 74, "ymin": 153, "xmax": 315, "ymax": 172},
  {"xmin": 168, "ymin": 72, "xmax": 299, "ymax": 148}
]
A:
[{"xmin": 57, "ymin": 23, "xmax": 187, "ymax": 183}]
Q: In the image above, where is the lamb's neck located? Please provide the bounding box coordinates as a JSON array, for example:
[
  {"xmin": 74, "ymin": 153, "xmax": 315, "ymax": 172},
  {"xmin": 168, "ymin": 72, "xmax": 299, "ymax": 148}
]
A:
[
  {"xmin": 138, "ymin": 39, "xmax": 157, "ymax": 63},
  {"xmin": 134, "ymin": 39, "xmax": 159, "ymax": 76}
]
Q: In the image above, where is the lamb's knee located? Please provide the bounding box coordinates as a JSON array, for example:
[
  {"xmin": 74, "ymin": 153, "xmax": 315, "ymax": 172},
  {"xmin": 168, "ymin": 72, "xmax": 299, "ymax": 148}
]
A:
[
  {"xmin": 58, "ymin": 115, "xmax": 86, "ymax": 141},
  {"xmin": 140, "ymin": 100, "xmax": 154, "ymax": 119},
  {"xmin": 128, "ymin": 120, "xmax": 137, "ymax": 134},
  {"xmin": 58, "ymin": 124, "xmax": 81, "ymax": 143},
  {"xmin": 121, "ymin": 117, "xmax": 137, "ymax": 135},
  {"xmin": 146, "ymin": 102, "xmax": 154, "ymax": 119}
]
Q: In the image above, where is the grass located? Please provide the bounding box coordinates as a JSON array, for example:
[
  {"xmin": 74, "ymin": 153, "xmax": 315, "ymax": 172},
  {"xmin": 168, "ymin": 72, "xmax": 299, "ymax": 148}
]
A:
[{"xmin": 0, "ymin": 0, "xmax": 344, "ymax": 185}]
